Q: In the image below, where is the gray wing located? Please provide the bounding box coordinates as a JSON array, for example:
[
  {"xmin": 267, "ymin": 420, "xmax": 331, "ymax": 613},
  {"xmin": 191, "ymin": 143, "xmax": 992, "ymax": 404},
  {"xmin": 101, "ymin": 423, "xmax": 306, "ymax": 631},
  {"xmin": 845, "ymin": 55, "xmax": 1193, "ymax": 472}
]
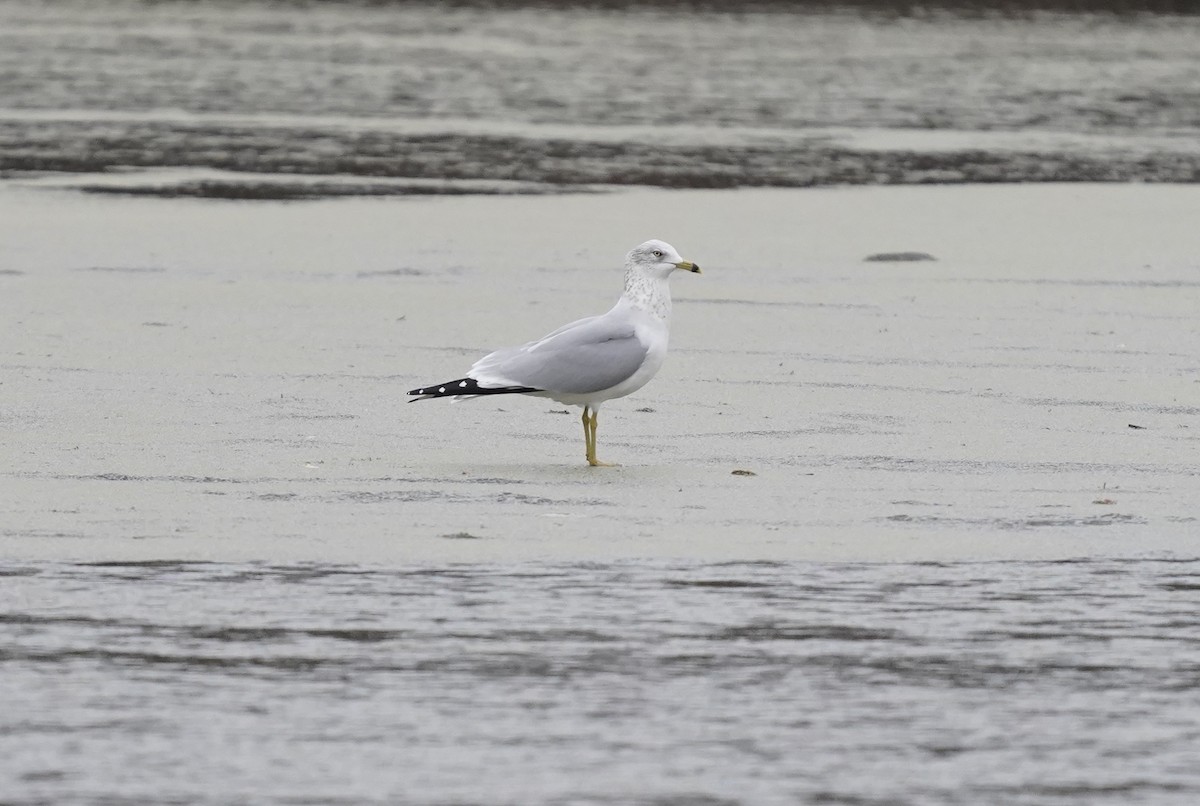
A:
[{"xmin": 470, "ymin": 313, "xmax": 647, "ymax": 395}]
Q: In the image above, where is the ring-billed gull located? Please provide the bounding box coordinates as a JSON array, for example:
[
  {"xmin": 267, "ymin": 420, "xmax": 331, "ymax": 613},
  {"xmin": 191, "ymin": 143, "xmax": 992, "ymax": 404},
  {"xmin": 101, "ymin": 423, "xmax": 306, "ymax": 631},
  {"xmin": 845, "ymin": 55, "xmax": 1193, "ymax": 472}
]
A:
[{"xmin": 408, "ymin": 239, "xmax": 701, "ymax": 466}]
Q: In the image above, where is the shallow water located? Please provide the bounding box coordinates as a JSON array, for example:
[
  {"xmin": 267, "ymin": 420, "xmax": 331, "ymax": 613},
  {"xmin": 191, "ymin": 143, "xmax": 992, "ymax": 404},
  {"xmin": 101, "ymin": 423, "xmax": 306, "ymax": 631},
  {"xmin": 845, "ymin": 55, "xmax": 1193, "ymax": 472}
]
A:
[
  {"xmin": 2, "ymin": 0, "xmax": 1199, "ymax": 193},
  {"xmin": 4, "ymin": 558, "xmax": 1200, "ymax": 805}
]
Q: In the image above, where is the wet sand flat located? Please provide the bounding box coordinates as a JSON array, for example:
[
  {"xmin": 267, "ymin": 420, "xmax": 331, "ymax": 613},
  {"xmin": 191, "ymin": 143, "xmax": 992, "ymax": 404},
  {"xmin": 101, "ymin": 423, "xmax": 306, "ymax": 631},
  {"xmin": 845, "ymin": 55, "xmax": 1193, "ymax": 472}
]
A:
[{"xmin": 2, "ymin": 183, "xmax": 1198, "ymax": 563}]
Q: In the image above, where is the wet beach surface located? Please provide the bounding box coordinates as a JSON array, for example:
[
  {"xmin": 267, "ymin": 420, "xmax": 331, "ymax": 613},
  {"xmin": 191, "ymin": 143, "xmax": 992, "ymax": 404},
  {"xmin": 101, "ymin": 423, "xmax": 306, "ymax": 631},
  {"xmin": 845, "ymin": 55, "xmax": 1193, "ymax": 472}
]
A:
[
  {"xmin": 4, "ymin": 181, "xmax": 1198, "ymax": 562},
  {"xmin": 3, "ymin": 1, "xmax": 1200, "ymax": 803}
]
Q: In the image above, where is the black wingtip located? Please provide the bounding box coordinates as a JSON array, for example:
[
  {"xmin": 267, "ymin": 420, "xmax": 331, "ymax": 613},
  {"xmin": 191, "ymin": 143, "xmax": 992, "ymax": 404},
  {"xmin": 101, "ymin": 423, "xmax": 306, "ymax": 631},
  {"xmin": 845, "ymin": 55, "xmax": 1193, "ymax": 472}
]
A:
[{"xmin": 407, "ymin": 377, "xmax": 541, "ymax": 399}]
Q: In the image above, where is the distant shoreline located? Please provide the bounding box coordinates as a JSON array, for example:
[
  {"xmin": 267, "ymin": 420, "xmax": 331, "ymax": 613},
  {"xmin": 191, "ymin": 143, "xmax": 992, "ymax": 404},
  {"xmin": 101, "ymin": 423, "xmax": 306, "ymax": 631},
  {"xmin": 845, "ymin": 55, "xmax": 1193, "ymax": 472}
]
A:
[
  {"xmin": 327, "ymin": 0, "xmax": 1200, "ymax": 14},
  {"xmin": 4, "ymin": 120, "xmax": 1197, "ymax": 199}
]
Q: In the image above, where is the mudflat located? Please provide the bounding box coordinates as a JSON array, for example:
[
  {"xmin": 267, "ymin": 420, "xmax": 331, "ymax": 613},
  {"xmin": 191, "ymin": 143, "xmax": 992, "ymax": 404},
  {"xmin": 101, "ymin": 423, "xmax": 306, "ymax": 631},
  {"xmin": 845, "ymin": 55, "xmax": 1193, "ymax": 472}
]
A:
[{"xmin": 3, "ymin": 183, "xmax": 1197, "ymax": 563}]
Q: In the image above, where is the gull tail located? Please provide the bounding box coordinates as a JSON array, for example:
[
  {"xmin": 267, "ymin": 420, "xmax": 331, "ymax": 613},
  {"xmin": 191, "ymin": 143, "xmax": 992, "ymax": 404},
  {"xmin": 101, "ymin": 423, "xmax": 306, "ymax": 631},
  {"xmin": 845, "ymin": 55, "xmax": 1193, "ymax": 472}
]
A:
[{"xmin": 407, "ymin": 377, "xmax": 541, "ymax": 402}]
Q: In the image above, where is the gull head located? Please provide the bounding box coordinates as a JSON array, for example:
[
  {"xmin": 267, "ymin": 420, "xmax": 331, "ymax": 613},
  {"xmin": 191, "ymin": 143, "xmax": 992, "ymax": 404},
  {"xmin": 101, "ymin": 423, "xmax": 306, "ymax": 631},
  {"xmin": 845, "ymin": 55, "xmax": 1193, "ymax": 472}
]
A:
[{"xmin": 626, "ymin": 239, "xmax": 701, "ymax": 279}]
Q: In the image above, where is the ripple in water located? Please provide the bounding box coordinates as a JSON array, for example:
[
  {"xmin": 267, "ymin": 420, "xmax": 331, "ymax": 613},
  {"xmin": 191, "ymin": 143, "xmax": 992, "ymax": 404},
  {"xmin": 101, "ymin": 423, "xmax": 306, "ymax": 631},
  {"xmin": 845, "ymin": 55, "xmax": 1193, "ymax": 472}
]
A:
[{"xmin": 2, "ymin": 558, "xmax": 1199, "ymax": 804}]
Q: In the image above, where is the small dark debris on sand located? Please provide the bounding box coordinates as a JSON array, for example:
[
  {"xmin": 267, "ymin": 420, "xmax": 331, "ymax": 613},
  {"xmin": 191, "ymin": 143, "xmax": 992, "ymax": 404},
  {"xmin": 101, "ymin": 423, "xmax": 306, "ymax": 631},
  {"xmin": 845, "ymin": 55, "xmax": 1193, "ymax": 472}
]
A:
[
  {"xmin": 441, "ymin": 531, "xmax": 484, "ymax": 540},
  {"xmin": 864, "ymin": 252, "xmax": 937, "ymax": 262}
]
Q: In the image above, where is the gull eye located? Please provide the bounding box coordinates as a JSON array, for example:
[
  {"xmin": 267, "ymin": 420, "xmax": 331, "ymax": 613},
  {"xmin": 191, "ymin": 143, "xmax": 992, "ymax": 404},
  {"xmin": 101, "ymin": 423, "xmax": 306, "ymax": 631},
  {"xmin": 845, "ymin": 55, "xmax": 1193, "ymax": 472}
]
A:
[{"xmin": 652, "ymin": 250, "xmax": 663, "ymax": 257}]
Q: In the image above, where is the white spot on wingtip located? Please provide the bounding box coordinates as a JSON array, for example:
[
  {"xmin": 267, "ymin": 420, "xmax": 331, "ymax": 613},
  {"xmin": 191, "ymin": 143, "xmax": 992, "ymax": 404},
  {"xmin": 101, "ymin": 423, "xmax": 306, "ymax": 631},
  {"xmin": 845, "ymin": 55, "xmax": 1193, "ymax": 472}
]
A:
[
  {"xmin": 439, "ymin": 386, "xmax": 446, "ymax": 393},
  {"xmin": 459, "ymin": 381, "xmax": 468, "ymax": 387}
]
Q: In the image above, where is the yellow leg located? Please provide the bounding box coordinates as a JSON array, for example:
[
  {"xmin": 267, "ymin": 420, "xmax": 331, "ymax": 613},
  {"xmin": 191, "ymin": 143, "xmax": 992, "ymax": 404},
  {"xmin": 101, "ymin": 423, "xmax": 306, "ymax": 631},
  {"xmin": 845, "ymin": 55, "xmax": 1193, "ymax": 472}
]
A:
[
  {"xmin": 582, "ymin": 409, "xmax": 592, "ymax": 464},
  {"xmin": 584, "ymin": 406, "xmax": 616, "ymax": 467}
]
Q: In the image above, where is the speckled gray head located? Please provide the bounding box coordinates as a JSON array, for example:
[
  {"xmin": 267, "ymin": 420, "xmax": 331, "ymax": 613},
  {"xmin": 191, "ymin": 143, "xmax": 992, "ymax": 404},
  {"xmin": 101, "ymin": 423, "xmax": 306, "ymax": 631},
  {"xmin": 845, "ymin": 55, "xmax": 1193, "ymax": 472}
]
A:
[{"xmin": 625, "ymin": 239, "xmax": 701, "ymax": 278}]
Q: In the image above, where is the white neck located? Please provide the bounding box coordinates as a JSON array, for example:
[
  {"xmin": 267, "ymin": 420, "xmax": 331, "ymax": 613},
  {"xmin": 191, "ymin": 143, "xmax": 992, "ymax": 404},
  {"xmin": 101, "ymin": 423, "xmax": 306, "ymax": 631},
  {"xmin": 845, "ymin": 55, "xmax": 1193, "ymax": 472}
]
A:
[{"xmin": 622, "ymin": 268, "xmax": 672, "ymax": 321}]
